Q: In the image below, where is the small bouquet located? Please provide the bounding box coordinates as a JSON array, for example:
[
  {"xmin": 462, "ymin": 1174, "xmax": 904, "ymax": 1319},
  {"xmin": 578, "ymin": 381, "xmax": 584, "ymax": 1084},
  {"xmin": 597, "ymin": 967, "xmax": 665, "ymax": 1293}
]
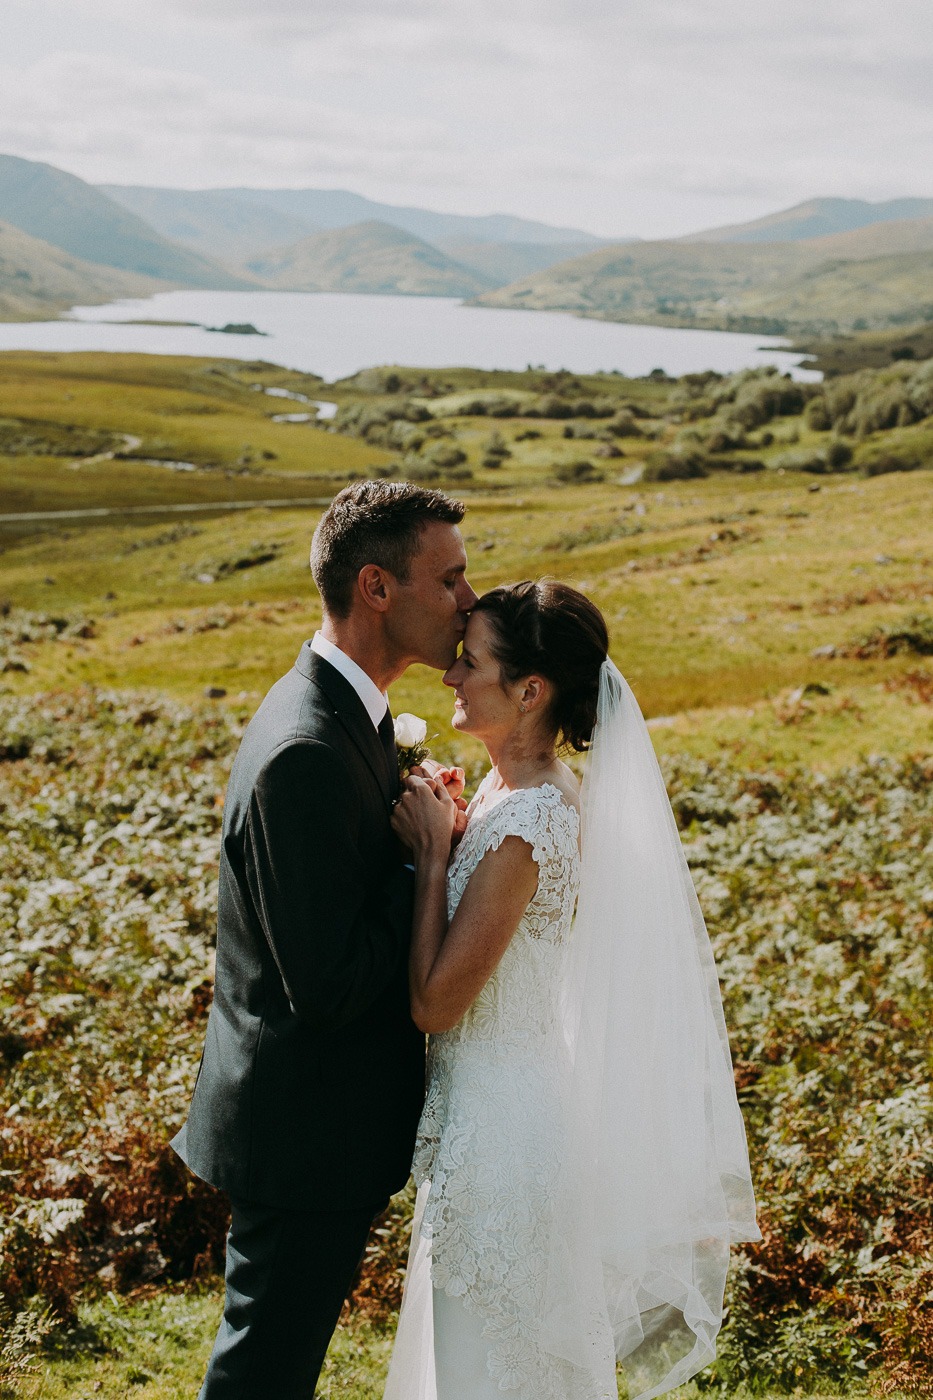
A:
[{"xmin": 394, "ymin": 712, "xmax": 430, "ymax": 777}]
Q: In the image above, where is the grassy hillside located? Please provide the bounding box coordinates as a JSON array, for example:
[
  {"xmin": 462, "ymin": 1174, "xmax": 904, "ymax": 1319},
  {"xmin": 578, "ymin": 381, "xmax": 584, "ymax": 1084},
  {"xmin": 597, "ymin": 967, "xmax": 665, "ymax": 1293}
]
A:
[
  {"xmin": 0, "ymin": 350, "xmax": 390, "ymax": 515},
  {"xmin": 0, "ymin": 155, "xmax": 254, "ymax": 289},
  {"xmin": 685, "ymin": 195, "xmax": 933, "ymax": 243},
  {"xmin": 795, "ymin": 321, "xmax": 933, "ymax": 375},
  {"xmin": 243, "ymin": 220, "xmax": 497, "ymax": 296},
  {"xmin": 730, "ymin": 247, "xmax": 933, "ymax": 333},
  {"xmin": 475, "ymin": 228, "xmax": 933, "ymax": 334},
  {"xmin": 474, "ymin": 239, "xmax": 808, "ymax": 329},
  {"xmin": 99, "ymin": 185, "xmax": 317, "ymax": 263},
  {"xmin": 0, "ymin": 222, "xmax": 158, "ymax": 321},
  {"xmin": 1, "ymin": 349, "xmax": 930, "ymax": 767}
]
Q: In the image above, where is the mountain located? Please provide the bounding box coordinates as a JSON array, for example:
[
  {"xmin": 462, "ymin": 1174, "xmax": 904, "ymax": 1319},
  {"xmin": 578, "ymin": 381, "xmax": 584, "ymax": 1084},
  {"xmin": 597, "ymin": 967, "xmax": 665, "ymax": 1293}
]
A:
[
  {"xmin": 800, "ymin": 215, "xmax": 933, "ymax": 260},
  {"xmin": 475, "ymin": 239, "xmax": 805, "ymax": 323},
  {"xmin": 436, "ymin": 240, "xmax": 607, "ymax": 287},
  {"xmin": 474, "ymin": 219, "xmax": 933, "ymax": 333},
  {"xmin": 0, "ymin": 155, "xmax": 253, "ymax": 288},
  {"xmin": 226, "ymin": 187, "xmax": 605, "ymax": 247},
  {"xmin": 0, "ymin": 218, "xmax": 158, "ymax": 320},
  {"xmin": 243, "ymin": 220, "xmax": 499, "ymax": 296},
  {"xmin": 684, "ymin": 196, "xmax": 933, "ymax": 244},
  {"xmin": 98, "ymin": 185, "xmax": 317, "ymax": 263}
]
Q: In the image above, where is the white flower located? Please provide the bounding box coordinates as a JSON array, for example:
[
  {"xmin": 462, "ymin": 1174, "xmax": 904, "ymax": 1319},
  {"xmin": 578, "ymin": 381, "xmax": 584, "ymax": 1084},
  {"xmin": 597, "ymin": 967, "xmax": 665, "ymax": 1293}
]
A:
[{"xmin": 394, "ymin": 712, "xmax": 427, "ymax": 747}]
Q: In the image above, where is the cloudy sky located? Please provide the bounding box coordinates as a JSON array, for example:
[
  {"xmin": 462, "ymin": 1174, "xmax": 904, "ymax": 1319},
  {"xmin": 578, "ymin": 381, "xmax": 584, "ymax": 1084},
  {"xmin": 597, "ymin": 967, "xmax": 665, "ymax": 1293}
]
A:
[{"xmin": 2, "ymin": 0, "xmax": 931, "ymax": 239}]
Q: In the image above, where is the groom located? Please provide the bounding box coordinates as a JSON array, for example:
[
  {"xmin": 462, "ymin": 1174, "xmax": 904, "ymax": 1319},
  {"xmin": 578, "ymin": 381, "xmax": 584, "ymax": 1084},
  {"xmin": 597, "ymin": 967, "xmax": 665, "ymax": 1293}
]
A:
[{"xmin": 172, "ymin": 480, "xmax": 476, "ymax": 1398}]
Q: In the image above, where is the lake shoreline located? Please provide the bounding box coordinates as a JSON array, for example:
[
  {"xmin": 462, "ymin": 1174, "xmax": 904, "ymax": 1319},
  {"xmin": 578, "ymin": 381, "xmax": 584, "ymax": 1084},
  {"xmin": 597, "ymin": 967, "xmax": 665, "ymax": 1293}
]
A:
[{"xmin": 0, "ymin": 288, "xmax": 820, "ymax": 381}]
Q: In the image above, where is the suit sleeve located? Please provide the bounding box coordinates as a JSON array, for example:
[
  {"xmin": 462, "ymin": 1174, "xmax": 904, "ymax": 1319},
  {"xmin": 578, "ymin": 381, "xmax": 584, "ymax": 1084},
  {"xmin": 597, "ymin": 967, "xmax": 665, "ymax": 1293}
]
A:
[{"xmin": 242, "ymin": 738, "xmax": 413, "ymax": 1032}]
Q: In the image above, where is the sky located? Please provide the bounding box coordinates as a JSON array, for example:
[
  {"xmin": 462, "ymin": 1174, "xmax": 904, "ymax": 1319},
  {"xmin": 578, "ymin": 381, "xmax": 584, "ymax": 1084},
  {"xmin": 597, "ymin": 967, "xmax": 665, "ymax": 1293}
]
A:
[{"xmin": 1, "ymin": 0, "xmax": 931, "ymax": 240}]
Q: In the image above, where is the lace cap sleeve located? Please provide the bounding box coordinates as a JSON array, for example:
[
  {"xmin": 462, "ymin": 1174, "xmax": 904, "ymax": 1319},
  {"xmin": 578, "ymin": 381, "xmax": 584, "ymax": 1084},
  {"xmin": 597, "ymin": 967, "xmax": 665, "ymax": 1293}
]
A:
[{"xmin": 468, "ymin": 784, "xmax": 580, "ymax": 880}]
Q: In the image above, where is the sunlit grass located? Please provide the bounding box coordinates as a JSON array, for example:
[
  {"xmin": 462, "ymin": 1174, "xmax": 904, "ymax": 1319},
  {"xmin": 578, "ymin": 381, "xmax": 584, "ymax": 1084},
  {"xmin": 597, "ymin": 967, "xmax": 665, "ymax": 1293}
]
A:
[{"xmin": 14, "ymin": 1286, "xmax": 872, "ymax": 1400}]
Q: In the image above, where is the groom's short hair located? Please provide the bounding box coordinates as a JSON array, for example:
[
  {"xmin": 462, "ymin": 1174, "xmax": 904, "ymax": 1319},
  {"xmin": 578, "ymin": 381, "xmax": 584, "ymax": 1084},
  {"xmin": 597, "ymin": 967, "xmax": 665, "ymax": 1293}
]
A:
[{"xmin": 311, "ymin": 480, "xmax": 465, "ymax": 617}]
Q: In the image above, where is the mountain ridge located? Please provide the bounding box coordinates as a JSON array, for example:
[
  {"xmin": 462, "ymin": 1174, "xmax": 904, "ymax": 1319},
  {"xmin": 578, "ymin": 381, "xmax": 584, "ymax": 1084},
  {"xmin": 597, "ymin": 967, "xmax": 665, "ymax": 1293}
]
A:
[
  {"xmin": 683, "ymin": 195, "xmax": 933, "ymax": 244},
  {"xmin": 0, "ymin": 218, "xmax": 160, "ymax": 320},
  {"xmin": 0, "ymin": 155, "xmax": 253, "ymax": 289},
  {"xmin": 244, "ymin": 220, "xmax": 498, "ymax": 296},
  {"xmin": 101, "ymin": 181, "xmax": 611, "ymax": 254}
]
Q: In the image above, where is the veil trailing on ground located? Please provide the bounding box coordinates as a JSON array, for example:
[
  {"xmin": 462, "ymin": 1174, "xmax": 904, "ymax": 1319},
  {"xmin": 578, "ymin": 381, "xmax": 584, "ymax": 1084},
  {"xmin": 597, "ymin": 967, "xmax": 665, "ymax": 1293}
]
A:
[{"xmin": 541, "ymin": 660, "xmax": 761, "ymax": 1400}]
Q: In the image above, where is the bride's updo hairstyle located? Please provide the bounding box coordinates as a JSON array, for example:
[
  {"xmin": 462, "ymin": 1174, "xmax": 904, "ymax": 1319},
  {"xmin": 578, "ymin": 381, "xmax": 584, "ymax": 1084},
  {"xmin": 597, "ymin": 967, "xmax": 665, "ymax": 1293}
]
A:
[{"xmin": 472, "ymin": 580, "xmax": 608, "ymax": 751}]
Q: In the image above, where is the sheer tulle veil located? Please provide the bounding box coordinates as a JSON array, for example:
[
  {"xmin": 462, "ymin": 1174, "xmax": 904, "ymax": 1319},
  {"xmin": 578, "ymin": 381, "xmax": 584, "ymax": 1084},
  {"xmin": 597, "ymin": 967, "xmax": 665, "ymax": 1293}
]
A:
[{"xmin": 540, "ymin": 659, "xmax": 761, "ymax": 1399}]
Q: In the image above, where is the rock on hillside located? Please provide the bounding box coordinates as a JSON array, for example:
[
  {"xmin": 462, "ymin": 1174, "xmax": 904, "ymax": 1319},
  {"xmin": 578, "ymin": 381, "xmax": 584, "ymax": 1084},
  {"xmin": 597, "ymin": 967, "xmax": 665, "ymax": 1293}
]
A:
[
  {"xmin": 244, "ymin": 220, "xmax": 499, "ymax": 296},
  {"xmin": 0, "ymin": 218, "xmax": 159, "ymax": 320},
  {"xmin": 0, "ymin": 154, "xmax": 255, "ymax": 289}
]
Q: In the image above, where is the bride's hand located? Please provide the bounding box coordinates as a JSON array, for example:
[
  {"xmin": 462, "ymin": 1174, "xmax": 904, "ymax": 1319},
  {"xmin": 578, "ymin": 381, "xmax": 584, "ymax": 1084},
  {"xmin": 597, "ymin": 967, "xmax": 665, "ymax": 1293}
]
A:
[
  {"xmin": 410, "ymin": 760, "xmax": 466, "ymax": 803},
  {"xmin": 391, "ymin": 774, "xmax": 456, "ymax": 864}
]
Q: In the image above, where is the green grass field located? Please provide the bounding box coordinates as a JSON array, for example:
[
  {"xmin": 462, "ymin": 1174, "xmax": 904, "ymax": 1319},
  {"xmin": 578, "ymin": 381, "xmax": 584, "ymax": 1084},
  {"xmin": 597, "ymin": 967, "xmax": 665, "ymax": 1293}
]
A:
[{"xmin": 2, "ymin": 352, "xmax": 929, "ymax": 771}]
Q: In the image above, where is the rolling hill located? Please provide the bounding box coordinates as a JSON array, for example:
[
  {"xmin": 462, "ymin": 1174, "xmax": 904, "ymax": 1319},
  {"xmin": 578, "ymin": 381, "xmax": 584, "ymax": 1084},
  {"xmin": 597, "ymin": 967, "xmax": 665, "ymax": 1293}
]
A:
[
  {"xmin": 474, "ymin": 239, "xmax": 806, "ymax": 327},
  {"xmin": 243, "ymin": 220, "xmax": 498, "ymax": 296},
  {"xmin": 0, "ymin": 155, "xmax": 253, "ymax": 288},
  {"xmin": 475, "ymin": 214, "xmax": 933, "ymax": 334},
  {"xmin": 0, "ymin": 218, "xmax": 159, "ymax": 320},
  {"xmin": 684, "ymin": 196, "xmax": 933, "ymax": 244}
]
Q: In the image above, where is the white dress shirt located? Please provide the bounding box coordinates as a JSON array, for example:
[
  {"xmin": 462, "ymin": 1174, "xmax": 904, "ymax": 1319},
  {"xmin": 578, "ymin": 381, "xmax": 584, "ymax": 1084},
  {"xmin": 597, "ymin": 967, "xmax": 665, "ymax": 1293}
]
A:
[{"xmin": 309, "ymin": 631, "xmax": 388, "ymax": 730}]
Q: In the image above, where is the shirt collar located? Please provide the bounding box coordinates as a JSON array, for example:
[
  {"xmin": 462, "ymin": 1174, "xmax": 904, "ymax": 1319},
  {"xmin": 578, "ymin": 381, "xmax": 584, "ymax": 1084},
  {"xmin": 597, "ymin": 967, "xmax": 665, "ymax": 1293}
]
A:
[{"xmin": 310, "ymin": 632, "xmax": 388, "ymax": 731}]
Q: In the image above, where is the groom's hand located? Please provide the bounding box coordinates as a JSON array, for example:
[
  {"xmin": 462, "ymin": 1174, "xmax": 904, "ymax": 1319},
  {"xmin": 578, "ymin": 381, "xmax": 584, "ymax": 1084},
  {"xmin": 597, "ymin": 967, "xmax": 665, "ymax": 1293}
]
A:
[{"xmin": 411, "ymin": 759, "xmax": 466, "ymax": 802}]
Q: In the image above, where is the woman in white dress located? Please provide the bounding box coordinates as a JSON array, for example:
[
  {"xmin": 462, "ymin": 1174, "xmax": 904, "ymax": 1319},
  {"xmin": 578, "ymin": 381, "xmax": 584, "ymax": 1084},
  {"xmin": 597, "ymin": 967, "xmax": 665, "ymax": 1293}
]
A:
[{"xmin": 386, "ymin": 581, "xmax": 760, "ymax": 1400}]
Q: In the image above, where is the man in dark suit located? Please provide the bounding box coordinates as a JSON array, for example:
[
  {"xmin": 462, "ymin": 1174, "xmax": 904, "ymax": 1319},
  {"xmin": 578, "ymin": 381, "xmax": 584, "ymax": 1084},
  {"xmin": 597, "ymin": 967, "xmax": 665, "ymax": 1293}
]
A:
[{"xmin": 172, "ymin": 480, "xmax": 476, "ymax": 1398}]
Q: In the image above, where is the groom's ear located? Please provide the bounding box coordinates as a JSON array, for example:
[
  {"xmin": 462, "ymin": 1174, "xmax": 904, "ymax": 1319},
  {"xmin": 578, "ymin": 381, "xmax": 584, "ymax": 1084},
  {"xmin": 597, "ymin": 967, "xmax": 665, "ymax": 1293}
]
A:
[{"xmin": 357, "ymin": 564, "xmax": 392, "ymax": 613}]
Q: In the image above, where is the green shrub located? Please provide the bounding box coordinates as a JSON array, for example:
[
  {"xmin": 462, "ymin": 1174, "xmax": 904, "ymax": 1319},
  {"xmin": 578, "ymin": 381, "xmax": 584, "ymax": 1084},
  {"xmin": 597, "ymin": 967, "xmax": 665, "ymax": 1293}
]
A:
[{"xmin": 643, "ymin": 449, "xmax": 709, "ymax": 481}]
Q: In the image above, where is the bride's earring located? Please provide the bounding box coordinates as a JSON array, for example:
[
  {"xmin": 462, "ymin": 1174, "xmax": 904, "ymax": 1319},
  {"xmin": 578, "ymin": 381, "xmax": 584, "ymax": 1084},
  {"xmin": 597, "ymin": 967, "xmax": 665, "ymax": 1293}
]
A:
[{"xmin": 519, "ymin": 702, "xmax": 527, "ymax": 713}]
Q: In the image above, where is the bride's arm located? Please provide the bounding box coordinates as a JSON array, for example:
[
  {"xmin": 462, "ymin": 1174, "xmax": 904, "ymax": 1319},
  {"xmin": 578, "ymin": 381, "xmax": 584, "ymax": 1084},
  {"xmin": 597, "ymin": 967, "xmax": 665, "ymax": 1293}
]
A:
[{"xmin": 391, "ymin": 779, "xmax": 538, "ymax": 1034}]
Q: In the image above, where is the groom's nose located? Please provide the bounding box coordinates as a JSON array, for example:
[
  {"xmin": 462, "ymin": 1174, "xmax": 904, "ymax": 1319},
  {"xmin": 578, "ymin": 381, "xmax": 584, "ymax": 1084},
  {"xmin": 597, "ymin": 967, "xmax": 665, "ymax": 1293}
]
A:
[{"xmin": 458, "ymin": 576, "xmax": 479, "ymax": 612}]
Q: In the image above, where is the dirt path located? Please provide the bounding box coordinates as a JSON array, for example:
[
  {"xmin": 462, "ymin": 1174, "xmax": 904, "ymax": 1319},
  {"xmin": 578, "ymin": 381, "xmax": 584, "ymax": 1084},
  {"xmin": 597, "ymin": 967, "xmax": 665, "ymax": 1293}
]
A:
[
  {"xmin": 0, "ymin": 496, "xmax": 332, "ymax": 524},
  {"xmin": 68, "ymin": 433, "xmax": 143, "ymax": 469}
]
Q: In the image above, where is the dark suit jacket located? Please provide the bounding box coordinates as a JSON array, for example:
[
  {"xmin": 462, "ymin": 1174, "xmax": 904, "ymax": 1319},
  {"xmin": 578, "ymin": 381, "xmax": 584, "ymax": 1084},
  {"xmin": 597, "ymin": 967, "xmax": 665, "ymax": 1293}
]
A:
[{"xmin": 172, "ymin": 643, "xmax": 425, "ymax": 1211}]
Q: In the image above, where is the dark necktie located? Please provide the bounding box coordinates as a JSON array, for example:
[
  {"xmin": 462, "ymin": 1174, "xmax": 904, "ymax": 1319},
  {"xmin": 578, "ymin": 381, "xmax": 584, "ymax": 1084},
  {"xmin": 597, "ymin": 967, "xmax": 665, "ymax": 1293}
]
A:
[{"xmin": 377, "ymin": 707, "xmax": 399, "ymax": 797}]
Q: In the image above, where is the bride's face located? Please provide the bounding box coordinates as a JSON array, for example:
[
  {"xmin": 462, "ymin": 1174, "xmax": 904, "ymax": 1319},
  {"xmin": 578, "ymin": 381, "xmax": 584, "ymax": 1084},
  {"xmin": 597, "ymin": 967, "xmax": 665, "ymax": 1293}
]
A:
[{"xmin": 443, "ymin": 612, "xmax": 521, "ymax": 738}]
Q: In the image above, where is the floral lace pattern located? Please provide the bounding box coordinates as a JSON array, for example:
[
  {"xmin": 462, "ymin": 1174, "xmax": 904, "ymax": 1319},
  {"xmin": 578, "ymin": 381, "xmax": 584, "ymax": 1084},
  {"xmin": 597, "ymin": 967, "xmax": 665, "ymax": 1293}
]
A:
[{"xmin": 412, "ymin": 781, "xmax": 584, "ymax": 1399}]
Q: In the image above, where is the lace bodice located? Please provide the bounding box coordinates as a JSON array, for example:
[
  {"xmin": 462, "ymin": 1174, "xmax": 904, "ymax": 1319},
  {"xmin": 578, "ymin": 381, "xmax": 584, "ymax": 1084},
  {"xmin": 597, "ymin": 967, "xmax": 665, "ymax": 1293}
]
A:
[
  {"xmin": 439, "ymin": 779, "xmax": 580, "ymax": 1050},
  {"xmin": 409, "ymin": 779, "xmax": 585, "ymax": 1399}
]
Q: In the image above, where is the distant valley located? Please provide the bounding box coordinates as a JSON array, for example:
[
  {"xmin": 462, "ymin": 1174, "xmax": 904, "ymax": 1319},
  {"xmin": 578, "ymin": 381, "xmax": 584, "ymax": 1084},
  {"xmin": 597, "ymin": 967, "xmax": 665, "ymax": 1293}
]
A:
[{"xmin": 0, "ymin": 154, "xmax": 931, "ymax": 339}]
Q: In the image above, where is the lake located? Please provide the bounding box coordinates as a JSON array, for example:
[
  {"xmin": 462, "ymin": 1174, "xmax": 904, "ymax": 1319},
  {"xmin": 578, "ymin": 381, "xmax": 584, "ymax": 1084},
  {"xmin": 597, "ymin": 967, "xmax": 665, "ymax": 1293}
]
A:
[{"xmin": 0, "ymin": 290, "xmax": 820, "ymax": 382}]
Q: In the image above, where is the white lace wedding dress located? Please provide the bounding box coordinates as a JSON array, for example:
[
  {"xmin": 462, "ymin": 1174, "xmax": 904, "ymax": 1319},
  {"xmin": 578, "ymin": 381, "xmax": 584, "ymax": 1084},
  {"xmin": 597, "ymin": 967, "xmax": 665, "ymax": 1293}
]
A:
[{"xmin": 384, "ymin": 776, "xmax": 584, "ymax": 1400}]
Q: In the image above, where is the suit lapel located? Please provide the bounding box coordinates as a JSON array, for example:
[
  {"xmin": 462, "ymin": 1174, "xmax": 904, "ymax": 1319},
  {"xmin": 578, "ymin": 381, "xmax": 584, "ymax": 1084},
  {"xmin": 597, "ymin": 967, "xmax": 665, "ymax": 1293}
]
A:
[{"xmin": 296, "ymin": 644, "xmax": 395, "ymax": 809}]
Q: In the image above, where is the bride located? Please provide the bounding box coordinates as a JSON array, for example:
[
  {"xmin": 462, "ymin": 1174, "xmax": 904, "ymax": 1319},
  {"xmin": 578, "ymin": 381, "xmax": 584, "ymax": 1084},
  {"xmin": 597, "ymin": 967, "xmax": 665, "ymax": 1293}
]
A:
[{"xmin": 385, "ymin": 580, "xmax": 760, "ymax": 1400}]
